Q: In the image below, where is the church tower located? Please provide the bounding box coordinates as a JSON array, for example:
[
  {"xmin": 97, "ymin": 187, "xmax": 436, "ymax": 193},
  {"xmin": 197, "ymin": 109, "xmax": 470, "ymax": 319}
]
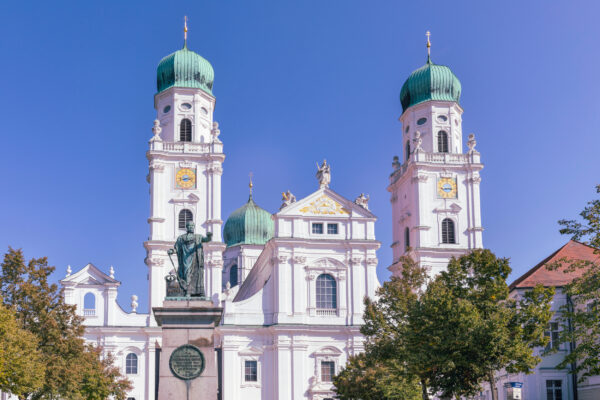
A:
[
  {"xmin": 144, "ymin": 21, "xmax": 226, "ymax": 319},
  {"xmin": 388, "ymin": 33, "xmax": 484, "ymax": 277}
]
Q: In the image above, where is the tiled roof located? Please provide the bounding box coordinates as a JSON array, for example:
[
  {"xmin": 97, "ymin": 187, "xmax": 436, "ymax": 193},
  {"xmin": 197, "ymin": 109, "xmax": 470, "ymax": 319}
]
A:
[{"xmin": 510, "ymin": 240, "xmax": 599, "ymax": 289}]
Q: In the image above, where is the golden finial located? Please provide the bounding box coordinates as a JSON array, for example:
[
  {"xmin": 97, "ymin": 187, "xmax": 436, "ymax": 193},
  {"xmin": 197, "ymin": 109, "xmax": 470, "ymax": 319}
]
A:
[
  {"xmin": 184, "ymin": 16, "xmax": 188, "ymax": 47},
  {"xmin": 249, "ymin": 172, "xmax": 254, "ymax": 198},
  {"xmin": 426, "ymin": 31, "xmax": 431, "ymax": 61}
]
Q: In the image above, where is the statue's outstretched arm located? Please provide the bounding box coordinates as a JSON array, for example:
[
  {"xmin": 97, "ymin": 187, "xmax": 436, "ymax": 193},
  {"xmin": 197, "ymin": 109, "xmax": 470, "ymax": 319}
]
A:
[{"xmin": 202, "ymin": 232, "xmax": 213, "ymax": 242}]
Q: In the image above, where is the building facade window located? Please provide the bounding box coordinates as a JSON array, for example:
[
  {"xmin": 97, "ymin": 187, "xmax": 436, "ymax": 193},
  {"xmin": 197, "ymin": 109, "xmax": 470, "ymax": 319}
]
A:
[
  {"xmin": 437, "ymin": 131, "xmax": 449, "ymax": 153},
  {"xmin": 545, "ymin": 380, "xmax": 562, "ymax": 400},
  {"xmin": 312, "ymin": 223, "xmax": 324, "ymax": 234},
  {"xmin": 441, "ymin": 218, "xmax": 456, "ymax": 244},
  {"xmin": 545, "ymin": 322, "xmax": 560, "ymax": 350},
  {"xmin": 320, "ymin": 361, "xmax": 335, "ymax": 382},
  {"xmin": 178, "ymin": 209, "xmax": 193, "ymax": 230},
  {"xmin": 404, "ymin": 227, "xmax": 410, "ymax": 251},
  {"xmin": 327, "ymin": 223, "xmax": 338, "ymax": 234},
  {"xmin": 83, "ymin": 292, "xmax": 95, "ymax": 316},
  {"xmin": 406, "ymin": 140, "xmax": 411, "ymax": 160},
  {"xmin": 126, "ymin": 353, "xmax": 138, "ymax": 375},
  {"xmin": 180, "ymin": 118, "xmax": 192, "ymax": 142},
  {"xmin": 244, "ymin": 360, "xmax": 258, "ymax": 382},
  {"xmin": 229, "ymin": 264, "xmax": 238, "ymax": 287},
  {"xmin": 316, "ymin": 274, "xmax": 337, "ymax": 311}
]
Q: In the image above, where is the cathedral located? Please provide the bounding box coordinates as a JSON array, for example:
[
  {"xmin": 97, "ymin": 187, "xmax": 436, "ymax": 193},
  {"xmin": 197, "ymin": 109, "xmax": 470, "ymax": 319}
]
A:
[{"xmin": 60, "ymin": 29, "xmax": 483, "ymax": 400}]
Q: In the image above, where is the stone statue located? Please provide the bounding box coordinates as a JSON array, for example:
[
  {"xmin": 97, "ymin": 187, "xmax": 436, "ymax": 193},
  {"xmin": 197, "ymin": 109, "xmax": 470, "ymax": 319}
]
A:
[
  {"xmin": 150, "ymin": 119, "xmax": 162, "ymax": 142},
  {"xmin": 355, "ymin": 193, "xmax": 370, "ymax": 210},
  {"xmin": 316, "ymin": 159, "xmax": 331, "ymax": 188},
  {"xmin": 280, "ymin": 190, "xmax": 297, "ymax": 209},
  {"xmin": 167, "ymin": 221, "xmax": 212, "ymax": 297},
  {"xmin": 467, "ymin": 133, "xmax": 478, "ymax": 153},
  {"xmin": 212, "ymin": 121, "xmax": 221, "ymax": 143},
  {"xmin": 413, "ymin": 130, "xmax": 423, "ymax": 152}
]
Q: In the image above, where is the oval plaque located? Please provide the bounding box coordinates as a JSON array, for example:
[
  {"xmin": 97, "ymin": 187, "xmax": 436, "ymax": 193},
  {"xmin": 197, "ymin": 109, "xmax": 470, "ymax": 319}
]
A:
[{"xmin": 169, "ymin": 344, "xmax": 205, "ymax": 380}]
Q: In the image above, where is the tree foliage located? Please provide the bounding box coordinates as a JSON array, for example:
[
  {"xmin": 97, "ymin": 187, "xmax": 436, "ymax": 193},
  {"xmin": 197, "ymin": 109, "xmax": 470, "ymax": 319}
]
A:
[
  {"xmin": 551, "ymin": 183, "xmax": 600, "ymax": 380},
  {"xmin": 334, "ymin": 251, "xmax": 554, "ymax": 400},
  {"xmin": 0, "ymin": 247, "xmax": 132, "ymax": 400},
  {"xmin": 0, "ymin": 300, "xmax": 45, "ymax": 397}
]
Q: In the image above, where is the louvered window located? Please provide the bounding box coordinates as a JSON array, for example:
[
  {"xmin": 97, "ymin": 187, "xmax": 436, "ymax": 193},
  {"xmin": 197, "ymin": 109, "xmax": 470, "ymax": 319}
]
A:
[
  {"xmin": 438, "ymin": 131, "xmax": 449, "ymax": 153},
  {"xmin": 441, "ymin": 218, "xmax": 456, "ymax": 244},
  {"xmin": 180, "ymin": 118, "xmax": 192, "ymax": 142},
  {"xmin": 178, "ymin": 209, "xmax": 193, "ymax": 230}
]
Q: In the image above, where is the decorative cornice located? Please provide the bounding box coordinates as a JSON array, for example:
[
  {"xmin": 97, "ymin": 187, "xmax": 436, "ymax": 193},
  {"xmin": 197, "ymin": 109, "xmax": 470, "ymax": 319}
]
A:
[{"xmin": 147, "ymin": 217, "xmax": 165, "ymax": 223}]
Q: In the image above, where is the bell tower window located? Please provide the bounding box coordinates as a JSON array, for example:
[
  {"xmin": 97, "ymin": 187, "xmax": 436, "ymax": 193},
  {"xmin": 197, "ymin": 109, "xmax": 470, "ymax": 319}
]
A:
[
  {"xmin": 404, "ymin": 227, "xmax": 410, "ymax": 251},
  {"xmin": 178, "ymin": 209, "xmax": 193, "ymax": 230},
  {"xmin": 180, "ymin": 119, "xmax": 192, "ymax": 142},
  {"xmin": 229, "ymin": 264, "xmax": 238, "ymax": 287},
  {"xmin": 406, "ymin": 140, "xmax": 411, "ymax": 160},
  {"xmin": 437, "ymin": 131, "xmax": 449, "ymax": 153},
  {"xmin": 441, "ymin": 218, "xmax": 456, "ymax": 244}
]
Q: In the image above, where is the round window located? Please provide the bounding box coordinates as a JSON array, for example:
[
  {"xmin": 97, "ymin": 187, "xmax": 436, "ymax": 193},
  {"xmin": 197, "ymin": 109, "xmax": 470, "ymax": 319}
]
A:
[
  {"xmin": 163, "ymin": 105, "xmax": 171, "ymax": 113},
  {"xmin": 437, "ymin": 115, "xmax": 448, "ymax": 122},
  {"xmin": 405, "ymin": 125, "xmax": 410, "ymax": 133},
  {"xmin": 417, "ymin": 117, "xmax": 427, "ymax": 125},
  {"xmin": 181, "ymin": 103, "xmax": 192, "ymax": 110}
]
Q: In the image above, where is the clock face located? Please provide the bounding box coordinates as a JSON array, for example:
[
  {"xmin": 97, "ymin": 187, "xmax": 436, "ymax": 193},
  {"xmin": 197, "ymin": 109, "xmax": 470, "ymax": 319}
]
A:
[
  {"xmin": 175, "ymin": 168, "xmax": 196, "ymax": 189},
  {"xmin": 437, "ymin": 177, "xmax": 457, "ymax": 199}
]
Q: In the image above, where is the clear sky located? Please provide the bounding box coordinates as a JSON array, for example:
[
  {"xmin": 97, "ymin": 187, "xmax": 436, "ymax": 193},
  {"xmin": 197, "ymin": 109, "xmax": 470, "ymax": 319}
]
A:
[{"xmin": 1, "ymin": 1, "xmax": 599, "ymax": 313}]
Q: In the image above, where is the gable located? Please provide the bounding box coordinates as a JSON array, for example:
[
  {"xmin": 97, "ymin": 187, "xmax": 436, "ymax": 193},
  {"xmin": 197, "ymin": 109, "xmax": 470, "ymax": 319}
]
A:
[
  {"xmin": 510, "ymin": 240, "xmax": 599, "ymax": 289},
  {"xmin": 61, "ymin": 263, "xmax": 120, "ymax": 287},
  {"xmin": 278, "ymin": 187, "xmax": 375, "ymax": 219}
]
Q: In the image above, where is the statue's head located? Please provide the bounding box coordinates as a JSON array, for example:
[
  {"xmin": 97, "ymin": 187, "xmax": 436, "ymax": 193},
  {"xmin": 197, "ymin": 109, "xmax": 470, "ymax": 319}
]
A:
[{"xmin": 185, "ymin": 221, "xmax": 195, "ymax": 233}]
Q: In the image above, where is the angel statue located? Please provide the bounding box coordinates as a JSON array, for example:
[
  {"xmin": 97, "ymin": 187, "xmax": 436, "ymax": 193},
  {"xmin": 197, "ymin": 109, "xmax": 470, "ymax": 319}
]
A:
[{"xmin": 316, "ymin": 159, "xmax": 331, "ymax": 188}]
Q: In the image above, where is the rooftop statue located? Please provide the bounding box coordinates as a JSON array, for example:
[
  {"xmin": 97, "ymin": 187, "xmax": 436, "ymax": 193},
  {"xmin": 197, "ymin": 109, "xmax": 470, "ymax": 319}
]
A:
[
  {"xmin": 316, "ymin": 159, "xmax": 331, "ymax": 188},
  {"xmin": 167, "ymin": 221, "xmax": 212, "ymax": 298}
]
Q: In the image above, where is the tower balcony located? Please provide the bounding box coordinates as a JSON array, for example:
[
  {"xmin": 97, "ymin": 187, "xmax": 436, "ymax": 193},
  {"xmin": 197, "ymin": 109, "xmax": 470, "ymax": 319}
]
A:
[
  {"xmin": 390, "ymin": 149, "xmax": 481, "ymax": 185},
  {"xmin": 148, "ymin": 140, "xmax": 223, "ymax": 155}
]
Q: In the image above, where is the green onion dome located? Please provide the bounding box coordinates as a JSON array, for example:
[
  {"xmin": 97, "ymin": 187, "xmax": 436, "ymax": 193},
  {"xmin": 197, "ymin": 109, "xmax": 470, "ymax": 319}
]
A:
[
  {"xmin": 156, "ymin": 44, "xmax": 214, "ymax": 95},
  {"xmin": 223, "ymin": 196, "xmax": 274, "ymax": 247},
  {"xmin": 400, "ymin": 57, "xmax": 461, "ymax": 113}
]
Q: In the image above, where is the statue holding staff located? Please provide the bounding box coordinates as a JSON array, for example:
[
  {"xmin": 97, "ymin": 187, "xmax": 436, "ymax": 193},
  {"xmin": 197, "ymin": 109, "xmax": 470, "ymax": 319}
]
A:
[{"xmin": 167, "ymin": 221, "xmax": 212, "ymax": 297}]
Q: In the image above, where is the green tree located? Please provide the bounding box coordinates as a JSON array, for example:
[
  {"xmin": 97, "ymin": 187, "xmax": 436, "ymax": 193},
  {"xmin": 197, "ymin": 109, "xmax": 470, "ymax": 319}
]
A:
[
  {"xmin": 551, "ymin": 183, "xmax": 600, "ymax": 380},
  {"xmin": 333, "ymin": 354, "xmax": 421, "ymax": 400},
  {"xmin": 431, "ymin": 249, "xmax": 554, "ymax": 400},
  {"xmin": 0, "ymin": 300, "xmax": 45, "ymax": 398},
  {"xmin": 342, "ymin": 255, "xmax": 431, "ymax": 399},
  {"xmin": 0, "ymin": 247, "xmax": 132, "ymax": 400}
]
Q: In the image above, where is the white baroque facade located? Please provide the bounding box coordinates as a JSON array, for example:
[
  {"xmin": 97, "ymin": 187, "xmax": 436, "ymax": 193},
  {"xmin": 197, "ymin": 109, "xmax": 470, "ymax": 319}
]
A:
[{"xmin": 59, "ymin": 34, "xmax": 380, "ymax": 400}]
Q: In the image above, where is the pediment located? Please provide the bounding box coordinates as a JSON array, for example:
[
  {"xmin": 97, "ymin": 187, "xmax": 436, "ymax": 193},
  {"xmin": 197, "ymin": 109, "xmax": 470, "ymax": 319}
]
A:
[
  {"xmin": 277, "ymin": 188, "xmax": 375, "ymax": 219},
  {"xmin": 61, "ymin": 263, "xmax": 120, "ymax": 287}
]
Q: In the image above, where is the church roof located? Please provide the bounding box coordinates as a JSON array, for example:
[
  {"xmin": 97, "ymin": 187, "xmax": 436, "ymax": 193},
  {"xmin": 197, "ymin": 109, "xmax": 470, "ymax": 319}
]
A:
[
  {"xmin": 156, "ymin": 45, "xmax": 214, "ymax": 95},
  {"xmin": 510, "ymin": 240, "xmax": 599, "ymax": 289},
  {"xmin": 223, "ymin": 195, "xmax": 274, "ymax": 247},
  {"xmin": 400, "ymin": 57, "xmax": 461, "ymax": 113}
]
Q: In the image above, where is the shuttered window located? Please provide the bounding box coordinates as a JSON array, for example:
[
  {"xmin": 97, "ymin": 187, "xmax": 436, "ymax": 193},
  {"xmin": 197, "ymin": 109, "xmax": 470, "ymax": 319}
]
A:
[
  {"xmin": 438, "ymin": 131, "xmax": 449, "ymax": 153},
  {"xmin": 441, "ymin": 218, "xmax": 456, "ymax": 244},
  {"xmin": 180, "ymin": 119, "xmax": 192, "ymax": 142}
]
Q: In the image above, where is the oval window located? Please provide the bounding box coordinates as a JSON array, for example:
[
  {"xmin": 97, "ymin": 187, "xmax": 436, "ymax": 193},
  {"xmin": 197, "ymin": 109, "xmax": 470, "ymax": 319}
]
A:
[
  {"xmin": 201, "ymin": 107, "xmax": 208, "ymax": 115},
  {"xmin": 405, "ymin": 125, "xmax": 410, "ymax": 133},
  {"xmin": 437, "ymin": 115, "xmax": 448, "ymax": 122},
  {"xmin": 417, "ymin": 117, "xmax": 427, "ymax": 125},
  {"xmin": 163, "ymin": 105, "xmax": 171, "ymax": 113},
  {"xmin": 181, "ymin": 103, "xmax": 192, "ymax": 110}
]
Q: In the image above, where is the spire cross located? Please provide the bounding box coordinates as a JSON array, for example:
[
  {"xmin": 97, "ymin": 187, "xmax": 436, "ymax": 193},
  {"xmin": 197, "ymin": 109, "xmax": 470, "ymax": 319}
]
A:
[
  {"xmin": 426, "ymin": 31, "xmax": 431, "ymax": 60},
  {"xmin": 184, "ymin": 16, "xmax": 188, "ymax": 47}
]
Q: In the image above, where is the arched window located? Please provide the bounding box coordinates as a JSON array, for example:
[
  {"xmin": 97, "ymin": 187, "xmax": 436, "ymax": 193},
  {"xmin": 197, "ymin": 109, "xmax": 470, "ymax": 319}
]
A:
[
  {"xmin": 316, "ymin": 274, "xmax": 337, "ymax": 311},
  {"xmin": 406, "ymin": 140, "xmax": 411, "ymax": 160},
  {"xmin": 126, "ymin": 353, "xmax": 138, "ymax": 374},
  {"xmin": 441, "ymin": 218, "xmax": 456, "ymax": 244},
  {"xmin": 437, "ymin": 131, "xmax": 449, "ymax": 153},
  {"xmin": 180, "ymin": 118, "xmax": 192, "ymax": 142},
  {"xmin": 83, "ymin": 293, "xmax": 95, "ymax": 316},
  {"xmin": 178, "ymin": 209, "xmax": 193, "ymax": 230},
  {"xmin": 229, "ymin": 264, "xmax": 238, "ymax": 287},
  {"xmin": 404, "ymin": 227, "xmax": 410, "ymax": 251}
]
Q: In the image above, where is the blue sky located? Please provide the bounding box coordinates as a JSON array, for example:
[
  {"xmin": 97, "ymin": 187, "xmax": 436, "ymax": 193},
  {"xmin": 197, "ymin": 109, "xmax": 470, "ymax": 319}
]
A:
[{"xmin": 1, "ymin": 1, "xmax": 599, "ymax": 313}]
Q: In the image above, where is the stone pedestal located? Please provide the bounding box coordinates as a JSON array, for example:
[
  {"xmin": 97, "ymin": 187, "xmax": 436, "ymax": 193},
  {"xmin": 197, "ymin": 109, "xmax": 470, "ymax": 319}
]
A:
[{"xmin": 153, "ymin": 300, "xmax": 222, "ymax": 400}]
